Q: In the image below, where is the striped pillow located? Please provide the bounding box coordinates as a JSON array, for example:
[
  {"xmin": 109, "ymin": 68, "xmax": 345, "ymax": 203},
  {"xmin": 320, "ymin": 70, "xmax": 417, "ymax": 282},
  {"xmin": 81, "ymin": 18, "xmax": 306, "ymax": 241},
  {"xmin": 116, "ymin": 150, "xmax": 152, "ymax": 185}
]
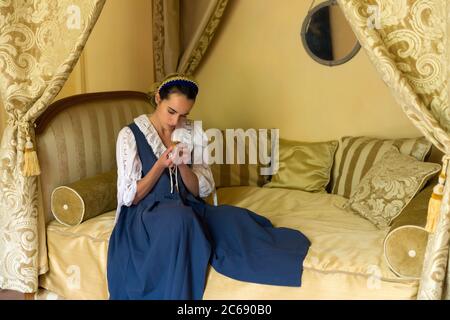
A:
[
  {"xmin": 208, "ymin": 129, "xmax": 272, "ymax": 188},
  {"xmin": 210, "ymin": 161, "xmax": 266, "ymax": 188},
  {"xmin": 330, "ymin": 136, "xmax": 432, "ymax": 198}
]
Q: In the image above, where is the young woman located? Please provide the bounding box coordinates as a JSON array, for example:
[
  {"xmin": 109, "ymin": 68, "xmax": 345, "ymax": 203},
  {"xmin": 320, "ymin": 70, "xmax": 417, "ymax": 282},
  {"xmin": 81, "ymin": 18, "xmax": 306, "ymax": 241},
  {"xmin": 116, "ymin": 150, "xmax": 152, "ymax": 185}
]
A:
[{"xmin": 107, "ymin": 73, "xmax": 311, "ymax": 300}]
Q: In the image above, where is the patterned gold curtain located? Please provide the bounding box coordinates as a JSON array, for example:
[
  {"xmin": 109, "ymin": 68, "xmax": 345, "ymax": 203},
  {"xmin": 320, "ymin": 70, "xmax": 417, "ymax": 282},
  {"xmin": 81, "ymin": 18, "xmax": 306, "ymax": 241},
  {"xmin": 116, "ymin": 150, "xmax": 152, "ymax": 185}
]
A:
[
  {"xmin": 0, "ymin": 102, "xmax": 6, "ymax": 140},
  {"xmin": 152, "ymin": 0, "xmax": 229, "ymax": 82},
  {"xmin": 0, "ymin": 0, "xmax": 106, "ymax": 293},
  {"xmin": 337, "ymin": 0, "xmax": 449, "ymax": 299}
]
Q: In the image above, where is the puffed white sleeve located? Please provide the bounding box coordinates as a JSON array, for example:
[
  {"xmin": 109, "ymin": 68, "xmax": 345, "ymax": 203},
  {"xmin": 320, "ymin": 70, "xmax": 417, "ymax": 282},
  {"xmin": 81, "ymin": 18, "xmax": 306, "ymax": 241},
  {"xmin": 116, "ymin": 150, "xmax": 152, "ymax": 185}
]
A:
[
  {"xmin": 116, "ymin": 127, "xmax": 142, "ymax": 207},
  {"xmin": 192, "ymin": 163, "xmax": 215, "ymax": 198}
]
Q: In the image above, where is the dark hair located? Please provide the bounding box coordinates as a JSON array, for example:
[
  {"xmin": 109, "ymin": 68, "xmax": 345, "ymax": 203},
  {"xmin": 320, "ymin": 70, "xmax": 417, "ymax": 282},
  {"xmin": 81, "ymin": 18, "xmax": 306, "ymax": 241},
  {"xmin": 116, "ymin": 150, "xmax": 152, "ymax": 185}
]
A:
[{"xmin": 159, "ymin": 81, "xmax": 199, "ymax": 101}]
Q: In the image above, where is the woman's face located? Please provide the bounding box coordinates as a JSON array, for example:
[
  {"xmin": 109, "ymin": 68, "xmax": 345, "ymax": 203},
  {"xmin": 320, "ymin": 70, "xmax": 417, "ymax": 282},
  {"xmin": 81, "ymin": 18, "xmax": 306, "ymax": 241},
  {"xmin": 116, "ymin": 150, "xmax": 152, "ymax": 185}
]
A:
[{"xmin": 155, "ymin": 92, "xmax": 194, "ymax": 132}]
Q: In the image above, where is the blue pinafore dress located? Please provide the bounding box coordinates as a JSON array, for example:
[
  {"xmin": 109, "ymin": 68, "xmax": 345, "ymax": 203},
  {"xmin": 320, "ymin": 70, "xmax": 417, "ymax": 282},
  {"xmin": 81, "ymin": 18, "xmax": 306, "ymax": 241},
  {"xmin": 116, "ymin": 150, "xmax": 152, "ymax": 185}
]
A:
[{"xmin": 107, "ymin": 122, "xmax": 311, "ymax": 300}]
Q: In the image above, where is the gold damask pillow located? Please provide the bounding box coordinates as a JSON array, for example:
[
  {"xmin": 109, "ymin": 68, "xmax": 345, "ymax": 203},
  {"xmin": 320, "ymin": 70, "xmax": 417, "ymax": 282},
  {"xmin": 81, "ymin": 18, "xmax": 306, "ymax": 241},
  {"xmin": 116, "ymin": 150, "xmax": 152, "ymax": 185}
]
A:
[{"xmin": 347, "ymin": 147, "xmax": 440, "ymax": 229}]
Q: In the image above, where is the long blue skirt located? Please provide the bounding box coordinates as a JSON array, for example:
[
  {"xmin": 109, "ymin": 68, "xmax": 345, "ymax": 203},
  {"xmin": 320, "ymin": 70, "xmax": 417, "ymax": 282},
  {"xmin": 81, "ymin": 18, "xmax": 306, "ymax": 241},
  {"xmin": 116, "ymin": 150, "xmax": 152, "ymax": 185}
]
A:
[{"xmin": 107, "ymin": 196, "xmax": 310, "ymax": 300}]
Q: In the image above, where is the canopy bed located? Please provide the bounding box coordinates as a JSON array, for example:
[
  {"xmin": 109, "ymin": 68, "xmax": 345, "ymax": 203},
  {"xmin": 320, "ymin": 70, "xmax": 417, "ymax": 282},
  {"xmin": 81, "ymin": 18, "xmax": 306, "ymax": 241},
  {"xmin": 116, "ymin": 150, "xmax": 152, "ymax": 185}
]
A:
[{"xmin": 0, "ymin": 0, "xmax": 449, "ymax": 300}]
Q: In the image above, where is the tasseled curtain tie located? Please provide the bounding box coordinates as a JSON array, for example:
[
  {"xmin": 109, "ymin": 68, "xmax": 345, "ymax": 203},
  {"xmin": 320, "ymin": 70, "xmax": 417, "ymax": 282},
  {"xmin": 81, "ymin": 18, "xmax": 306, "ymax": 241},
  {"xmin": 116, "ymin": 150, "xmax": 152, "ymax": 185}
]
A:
[{"xmin": 6, "ymin": 117, "xmax": 41, "ymax": 177}]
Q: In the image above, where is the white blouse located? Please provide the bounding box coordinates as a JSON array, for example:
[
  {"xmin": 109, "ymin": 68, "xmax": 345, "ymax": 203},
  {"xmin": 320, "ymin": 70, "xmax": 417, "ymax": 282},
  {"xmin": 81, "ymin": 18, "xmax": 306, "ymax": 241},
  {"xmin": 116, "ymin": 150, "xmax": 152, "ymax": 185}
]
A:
[{"xmin": 115, "ymin": 114, "xmax": 216, "ymax": 222}]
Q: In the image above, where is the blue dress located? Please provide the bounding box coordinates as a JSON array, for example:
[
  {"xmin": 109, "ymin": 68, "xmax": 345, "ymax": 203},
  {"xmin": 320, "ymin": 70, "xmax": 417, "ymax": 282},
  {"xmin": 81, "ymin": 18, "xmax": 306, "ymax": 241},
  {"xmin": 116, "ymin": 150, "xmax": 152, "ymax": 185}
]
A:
[{"xmin": 107, "ymin": 122, "xmax": 311, "ymax": 300}]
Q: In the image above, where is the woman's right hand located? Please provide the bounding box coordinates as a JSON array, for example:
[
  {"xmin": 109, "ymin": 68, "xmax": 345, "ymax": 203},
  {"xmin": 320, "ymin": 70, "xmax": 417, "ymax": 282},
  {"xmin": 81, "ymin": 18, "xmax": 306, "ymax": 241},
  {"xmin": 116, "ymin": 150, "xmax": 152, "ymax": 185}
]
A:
[{"xmin": 156, "ymin": 145, "xmax": 175, "ymax": 170}]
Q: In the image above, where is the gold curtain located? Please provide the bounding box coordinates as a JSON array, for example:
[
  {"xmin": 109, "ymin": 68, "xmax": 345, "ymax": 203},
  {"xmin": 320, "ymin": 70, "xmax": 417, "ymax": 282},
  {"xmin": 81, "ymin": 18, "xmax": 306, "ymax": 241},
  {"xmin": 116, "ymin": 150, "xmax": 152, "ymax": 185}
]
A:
[
  {"xmin": 152, "ymin": 0, "xmax": 229, "ymax": 82},
  {"xmin": 337, "ymin": 0, "xmax": 449, "ymax": 299},
  {"xmin": 0, "ymin": 0, "xmax": 106, "ymax": 293},
  {"xmin": 0, "ymin": 102, "xmax": 6, "ymax": 140}
]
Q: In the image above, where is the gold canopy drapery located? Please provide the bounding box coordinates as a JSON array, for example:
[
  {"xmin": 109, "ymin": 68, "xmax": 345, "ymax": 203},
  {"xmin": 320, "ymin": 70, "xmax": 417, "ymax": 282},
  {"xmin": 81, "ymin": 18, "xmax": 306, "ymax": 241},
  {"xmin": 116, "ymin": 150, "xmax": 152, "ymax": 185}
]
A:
[
  {"xmin": 152, "ymin": 0, "xmax": 229, "ymax": 83},
  {"xmin": 337, "ymin": 0, "xmax": 449, "ymax": 299},
  {"xmin": 0, "ymin": 0, "xmax": 106, "ymax": 293}
]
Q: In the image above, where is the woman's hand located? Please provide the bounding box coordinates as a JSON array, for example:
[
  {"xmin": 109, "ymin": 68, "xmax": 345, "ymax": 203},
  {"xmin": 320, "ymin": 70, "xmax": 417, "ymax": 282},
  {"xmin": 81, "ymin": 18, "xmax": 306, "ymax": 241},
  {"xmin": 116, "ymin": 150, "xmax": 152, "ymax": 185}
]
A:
[
  {"xmin": 171, "ymin": 143, "xmax": 191, "ymax": 166},
  {"xmin": 156, "ymin": 145, "xmax": 175, "ymax": 170}
]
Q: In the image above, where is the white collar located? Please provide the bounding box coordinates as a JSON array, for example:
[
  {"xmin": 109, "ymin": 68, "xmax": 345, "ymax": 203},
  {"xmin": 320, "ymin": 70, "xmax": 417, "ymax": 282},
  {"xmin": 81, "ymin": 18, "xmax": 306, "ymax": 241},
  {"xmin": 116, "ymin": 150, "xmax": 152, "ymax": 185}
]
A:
[{"xmin": 133, "ymin": 114, "xmax": 194, "ymax": 159}]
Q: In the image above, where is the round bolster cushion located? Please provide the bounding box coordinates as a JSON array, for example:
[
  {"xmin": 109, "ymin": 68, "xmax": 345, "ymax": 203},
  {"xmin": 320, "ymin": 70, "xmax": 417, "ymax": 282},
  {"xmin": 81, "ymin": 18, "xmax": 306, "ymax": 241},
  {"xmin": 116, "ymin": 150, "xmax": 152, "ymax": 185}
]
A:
[
  {"xmin": 51, "ymin": 169, "xmax": 117, "ymax": 226},
  {"xmin": 383, "ymin": 179, "xmax": 435, "ymax": 279},
  {"xmin": 383, "ymin": 225, "xmax": 428, "ymax": 279}
]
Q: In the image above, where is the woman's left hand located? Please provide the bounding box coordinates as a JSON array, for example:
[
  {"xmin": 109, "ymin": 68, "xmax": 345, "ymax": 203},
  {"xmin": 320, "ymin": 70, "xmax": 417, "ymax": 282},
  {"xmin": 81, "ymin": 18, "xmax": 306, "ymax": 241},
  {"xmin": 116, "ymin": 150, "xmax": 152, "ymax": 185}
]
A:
[{"xmin": 171, "ymin": 143, "xmax": 191, "ymax": 166}]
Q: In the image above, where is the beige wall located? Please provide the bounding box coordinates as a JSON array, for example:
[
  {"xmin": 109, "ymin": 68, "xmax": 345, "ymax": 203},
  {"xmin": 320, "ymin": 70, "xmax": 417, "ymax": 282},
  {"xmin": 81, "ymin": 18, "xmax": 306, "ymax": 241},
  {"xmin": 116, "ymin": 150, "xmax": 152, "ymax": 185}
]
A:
[
  {"xmin": 58, "ymin": 0, "xmax": 154, "ymax": 99},
  {"xmin": 57, "ymin": 0, "xmax": 154, "ymax": 96},
  {"xmin": 80, "ymin": 0, "xmax": 153, "ymax": 93},
  {"xmin": 191, "ymin": 0, "xmax": 421, "ymax": 141}
]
